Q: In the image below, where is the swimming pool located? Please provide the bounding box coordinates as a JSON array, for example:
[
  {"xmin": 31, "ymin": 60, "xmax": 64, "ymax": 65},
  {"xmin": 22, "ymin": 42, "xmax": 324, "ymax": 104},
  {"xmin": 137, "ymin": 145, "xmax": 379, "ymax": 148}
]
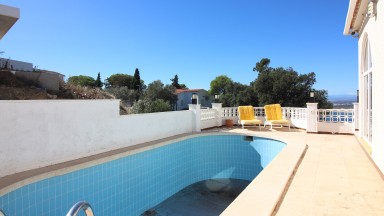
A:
[{"xmin": 0, "ymin": 134, "xmax": 286, "ymax": 215}]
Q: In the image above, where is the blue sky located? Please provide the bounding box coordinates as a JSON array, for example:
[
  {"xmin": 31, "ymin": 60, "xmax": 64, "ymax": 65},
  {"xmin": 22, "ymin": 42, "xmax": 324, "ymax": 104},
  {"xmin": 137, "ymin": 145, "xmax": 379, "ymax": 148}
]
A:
[{"xmin": 1, "ymin": 0, "xmax": 357, "ymax": 95}]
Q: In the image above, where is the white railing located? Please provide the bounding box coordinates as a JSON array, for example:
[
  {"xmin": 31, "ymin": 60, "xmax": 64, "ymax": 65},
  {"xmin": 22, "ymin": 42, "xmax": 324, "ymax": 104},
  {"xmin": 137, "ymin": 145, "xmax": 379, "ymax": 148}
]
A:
[
  {"xmin": 282, "ymin": 107, "xmax": 307, "ymax": 120},
  {"xmin": 254, "ymin": 107, "xmax": 265, "ymax": 117},
  {"xmin": 283, "ymin": 107, "xmax": 307, "ymax": 129},
  {"xmin": 212, "ymin": 105, "xmax": 358, "ymax": 133},
  {"xmin": 317, "ymin": 109, "xmax": 355, "ymax": 134},
  {"xmin": 317, "ymin": 109, "xmax": 354, "ymax": 123},
  {"xmin": 200, "ymin": 108, "xmax": 218, "ymax": 129},
  {"xmin": 221, "ymin": 107, "xmax": 308, "ymax": 129},
  {"xmin": 221, "ymin": 107, "xmax": 239, "ymax": 125},
  {"xmin": 222, "ymin": 107, "xmax": 238, "ymax": 118}
]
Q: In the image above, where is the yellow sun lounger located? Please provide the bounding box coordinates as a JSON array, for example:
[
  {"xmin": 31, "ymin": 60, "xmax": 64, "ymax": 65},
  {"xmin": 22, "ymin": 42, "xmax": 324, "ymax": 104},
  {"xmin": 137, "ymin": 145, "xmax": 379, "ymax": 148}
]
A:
[
  {"xmin": 238, "ymin": 106, "xmax": 262, "ymax": 129},
  {"xmin": 264, "ymin": 104, "xmax": 291, "ymax": 130}
]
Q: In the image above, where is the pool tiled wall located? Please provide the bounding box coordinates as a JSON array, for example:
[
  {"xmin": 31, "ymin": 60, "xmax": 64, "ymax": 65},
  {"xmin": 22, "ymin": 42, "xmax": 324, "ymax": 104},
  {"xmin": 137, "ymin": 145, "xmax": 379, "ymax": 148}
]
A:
[{"xmin": 0, "ymin": 135, "xmax": 285, "ymax": 216}]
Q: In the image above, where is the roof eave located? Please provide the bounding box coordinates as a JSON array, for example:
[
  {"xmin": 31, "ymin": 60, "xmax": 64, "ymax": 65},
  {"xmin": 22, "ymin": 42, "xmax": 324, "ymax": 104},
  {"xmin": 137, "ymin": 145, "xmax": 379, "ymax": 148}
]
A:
[
  {"xmin": 0, "ymin": 4, "xmax": 20, "ymax": 40},
  {"xmin": 344, "ymin": 0, "xmax": 358, "ymax": 35}
]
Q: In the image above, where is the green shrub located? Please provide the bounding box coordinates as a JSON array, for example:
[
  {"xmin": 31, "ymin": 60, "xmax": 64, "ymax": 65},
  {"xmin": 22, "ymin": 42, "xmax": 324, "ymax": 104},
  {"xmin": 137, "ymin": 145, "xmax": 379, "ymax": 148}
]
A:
[
  {"xmin": 105, "ymin": 86, "xmax": 138, "ymax": 102},
  {"xmin": 105, "ymin": 74, "xmax": 134, "ymax": 88},
  {"xmin": 67, "ymin": 75, "xmax": 96, "ymax": 87},
  {"xmin": 131, "ymin": 99, "xmax": 171, "ymax": 114}
]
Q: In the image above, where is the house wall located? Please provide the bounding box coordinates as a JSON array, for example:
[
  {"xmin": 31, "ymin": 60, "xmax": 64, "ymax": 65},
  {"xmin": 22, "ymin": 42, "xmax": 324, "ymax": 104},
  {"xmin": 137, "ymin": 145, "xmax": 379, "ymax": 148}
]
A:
[
  {"xmin": 357, "ymin": 1, "xmax": 384, "ymax": 172},
  {"xmin": 177, "ymin": 92, "xmax": 192, "ymax": 110},
  {"xmin": 0, "ymin": 100, "xmax": 194, "ymax": 178},
  {"xmin": 176, "ymin": 90, "xmax": 213, "ymax": 110},
  {"xmin": 197, "ymin": 91, "xmax": 213, "ymax": 108},
  {"xmin": 0, "ymin": 58, "xmax": 33, "ymax": 71},
  {"xmin": 14, "ymin": 71, "xmax": 64, "ymax": 91}
]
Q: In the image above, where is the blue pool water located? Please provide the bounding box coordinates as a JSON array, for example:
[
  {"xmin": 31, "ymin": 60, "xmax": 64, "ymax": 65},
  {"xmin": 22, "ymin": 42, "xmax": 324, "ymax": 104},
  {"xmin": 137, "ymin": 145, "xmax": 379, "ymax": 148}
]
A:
[{"xmin": 0, "ymin": 135, "xmax": 286, "ymax": 216}]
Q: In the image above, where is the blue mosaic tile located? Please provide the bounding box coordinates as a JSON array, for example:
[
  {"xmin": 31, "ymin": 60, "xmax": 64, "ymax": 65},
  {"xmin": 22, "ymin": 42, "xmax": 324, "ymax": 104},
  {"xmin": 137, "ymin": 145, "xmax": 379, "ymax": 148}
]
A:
[{"xmin": 0, "ymin": 135, "xmax": 285, "ymax": 216}]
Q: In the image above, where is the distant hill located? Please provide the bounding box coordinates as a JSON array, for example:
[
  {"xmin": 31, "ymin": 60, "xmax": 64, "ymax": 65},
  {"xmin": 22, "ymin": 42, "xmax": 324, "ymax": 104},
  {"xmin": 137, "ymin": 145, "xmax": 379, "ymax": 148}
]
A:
[
  {"xmin": 328, "ymin": 94, "xmax": 357, "ymax": 109},
  {"xmin": 328, "ymin": 94, "xmax": 357, "ymax": 102}
]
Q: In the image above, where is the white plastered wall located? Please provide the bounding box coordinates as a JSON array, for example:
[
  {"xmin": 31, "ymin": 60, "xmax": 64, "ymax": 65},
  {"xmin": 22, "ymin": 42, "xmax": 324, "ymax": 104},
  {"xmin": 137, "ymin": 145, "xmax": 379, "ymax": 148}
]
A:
[
  {"xmin": 357, "ymin": 0, "xmax": 384, "ymax": 172},
  {"xmin": 0, "ymin": 100, "xmax": 194, "ymax": 178}
]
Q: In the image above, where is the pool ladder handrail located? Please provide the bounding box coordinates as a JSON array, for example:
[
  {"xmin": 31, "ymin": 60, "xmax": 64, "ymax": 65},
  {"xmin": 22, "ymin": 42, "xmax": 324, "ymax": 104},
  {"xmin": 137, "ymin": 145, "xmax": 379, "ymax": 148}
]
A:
[
  {"xmin": 66, "ymin": 201, "xmax": 95, "ymax": 216},
  {"xmin": 0, "ymin": 209, "xmax": 6, "ymax": 216}
]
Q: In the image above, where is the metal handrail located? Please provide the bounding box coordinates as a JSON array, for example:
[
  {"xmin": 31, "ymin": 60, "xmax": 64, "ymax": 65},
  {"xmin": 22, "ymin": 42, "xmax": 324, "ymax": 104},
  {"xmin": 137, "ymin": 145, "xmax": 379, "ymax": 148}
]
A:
[
  {"xmin": 66, "ymin": 201, "xmax": 95, "ymax": 216},
  {"xmin": 0, "ymin": 209, "xmax": 6, "ymax": 216}
]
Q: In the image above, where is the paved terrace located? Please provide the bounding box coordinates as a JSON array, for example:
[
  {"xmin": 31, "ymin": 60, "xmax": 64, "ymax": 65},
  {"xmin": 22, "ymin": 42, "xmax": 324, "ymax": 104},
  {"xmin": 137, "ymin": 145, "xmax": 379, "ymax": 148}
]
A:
[{"xmin": 206, "ymin": 126, "xmax": 384, "ymax": 215}]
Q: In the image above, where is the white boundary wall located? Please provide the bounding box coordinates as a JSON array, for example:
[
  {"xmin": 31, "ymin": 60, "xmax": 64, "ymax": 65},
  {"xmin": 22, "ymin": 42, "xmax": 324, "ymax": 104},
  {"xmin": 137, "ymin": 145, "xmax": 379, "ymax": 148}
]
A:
[{"xmin": 0, "ymin": 100, "xmax": 194, "ymax": 178}]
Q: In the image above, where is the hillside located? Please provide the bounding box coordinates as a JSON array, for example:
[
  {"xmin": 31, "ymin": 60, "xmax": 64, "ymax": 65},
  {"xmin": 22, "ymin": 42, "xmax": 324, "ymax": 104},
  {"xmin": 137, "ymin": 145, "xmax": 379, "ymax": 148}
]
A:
[{"xmin": 0, "ymin": 70, "xmax": 114, "ymax": 100}]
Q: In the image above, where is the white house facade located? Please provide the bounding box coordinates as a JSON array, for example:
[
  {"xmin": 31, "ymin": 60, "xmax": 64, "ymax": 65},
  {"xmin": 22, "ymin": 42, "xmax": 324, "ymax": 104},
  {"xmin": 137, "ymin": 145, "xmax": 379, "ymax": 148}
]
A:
[
  {"xmin": 176, "ymin": 89, "xmax": 213, "ymax": 110},
  {"xmin": 344, "ymin": 0, "xmax": 384, "ymax": 173},
  {"xmin": 0, "ymin": 58, "xmax": 33, "ymax": 71}
]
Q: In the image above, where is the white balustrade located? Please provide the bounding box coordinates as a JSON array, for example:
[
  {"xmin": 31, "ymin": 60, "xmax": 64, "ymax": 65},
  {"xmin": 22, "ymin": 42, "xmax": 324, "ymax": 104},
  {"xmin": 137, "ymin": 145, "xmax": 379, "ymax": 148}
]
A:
[
  {"xmin": 282, "ymin": 107, "xmax": 307, "ymax": 120},
  {"xmin": 200, "ymin": 108, "xmax": 218, "ymax": 129},
  {"xmin": 221, "ymin": 107, "xmax": 239, "ymax": 125},
  {"xmin": 200, "ymin": 108, "xmax": 217, "ymax": 121},
  {"xmin": 317, "ymin": 109, "xmax": 355, "ymax": 134},
  {"xmin": 283, "ymin": 107, "xmax": 308, "ymax": 129},
  {"xmin": 200, "ymin": 104, "xmax": 357, "ymax": 134},
  {"xmin": 253, "ymin": 107, "xmax": 265, "ymax": 117},
  {"xmin": 317, "ymin": 109, "xmax": 354, "ymax": 123},
  {"xmin": 222, "ymin": 107, "xmax": 238, "ymax": 118}
]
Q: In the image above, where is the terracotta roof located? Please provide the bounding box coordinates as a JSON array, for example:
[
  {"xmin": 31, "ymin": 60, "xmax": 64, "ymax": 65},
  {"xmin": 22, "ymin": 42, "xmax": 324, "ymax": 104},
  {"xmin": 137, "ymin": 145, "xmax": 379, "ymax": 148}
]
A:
[{"xmin": 175, "ymin": 89, "xmax": 204, "ymax": 94}]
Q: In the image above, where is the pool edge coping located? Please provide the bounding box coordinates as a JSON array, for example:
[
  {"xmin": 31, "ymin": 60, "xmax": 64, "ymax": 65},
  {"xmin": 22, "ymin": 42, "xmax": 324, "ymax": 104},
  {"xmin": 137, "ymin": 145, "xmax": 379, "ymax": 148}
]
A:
[{"xmin": 220, "ymin": 132, "xmax": 308, "ymax": 216}]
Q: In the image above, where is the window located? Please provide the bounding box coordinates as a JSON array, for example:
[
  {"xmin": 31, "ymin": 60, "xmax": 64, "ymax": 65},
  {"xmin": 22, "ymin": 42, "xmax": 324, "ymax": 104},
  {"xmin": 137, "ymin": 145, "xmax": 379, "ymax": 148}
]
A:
[{"xmin": 362, "ymin": 36, "xmax": 372, "ymax": 143}]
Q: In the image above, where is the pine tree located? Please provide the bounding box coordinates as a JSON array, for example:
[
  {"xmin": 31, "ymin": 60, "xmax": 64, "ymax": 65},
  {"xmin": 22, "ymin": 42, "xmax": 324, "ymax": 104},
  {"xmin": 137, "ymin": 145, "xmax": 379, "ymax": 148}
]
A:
[
  {"xmin": 133, "ymin": 68, "xmax": 142, "ymax": 101},
  {"xmin": 171, "ymin": 74, "xmax": 181, "ymax": 89},
  {"xmin": 95, "ymin": 72, "xmax": 103, "ymax": 88},
  {"xmin": 133, "ymin": 68, "xmax": 141, "ymax": 91}
]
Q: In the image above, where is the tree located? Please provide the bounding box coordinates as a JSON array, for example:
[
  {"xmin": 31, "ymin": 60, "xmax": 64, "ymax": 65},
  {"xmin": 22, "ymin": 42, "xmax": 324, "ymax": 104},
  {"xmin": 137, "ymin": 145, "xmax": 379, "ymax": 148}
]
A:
[
  {"xmin": 208, "ymin": 75, "xmax": 233, "ymax": 95},
  {"xmin": 213, "ymin": 81, "xmax": 257, "ymax": 107},
  {"xmin": 171, "ymin": 74, "xmax": 181, "ymax": 89},
  {"xmin": 253, "ymin": 58, "xmax": 271, "ymax": 73},
  {"xmin": 132, "ymin": 68, "xmax": 142, "ymax": 101},
  {"xmin": 105, "ymin": 86, "xmax": 137, "ymax": 103},
  {"xmin": 94, "ymin": 72, "xmax": 103, "ymax": 88},
  {"xmin": 170, "ymin": 74, "xmax": 188, "ymax": 89},
  {"xmin": 235, "ymin": 82, "xmax": 259, "ymax": 106},
  {"xmin": 179, "ymin": 84, "xmax": 188, "ymax": 89},
  {"xmin": 131, "ymin": 98, "xmax": 172, "ymax": 113},
  {"xmin": 130, "ymin": 80, "xmax": 176, "ymax": 113},
  {"xmin": 133, "ymin": 68, "xmax": 141, "ymax": 91},
  {"xmin": 252, "ymin": 58, "xmax": 332, "ymax": 108},
  {"xmin": 105, "ymin": 74, "xmax": 134, "ymax": 88},
  {"xmin": 208, "ymin": 75, "xmax": 238, "ymax": 107},
  {"xmin": 145, "ymin": 80, "xmax": 177, "ymax": 106},
  {"xmin": 67, "ymin": 75, "xmax": 95, "ymax": 87},
  {"xmin": 313, "ymin": 89, "xmax": 333, "ymax": 109}
]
